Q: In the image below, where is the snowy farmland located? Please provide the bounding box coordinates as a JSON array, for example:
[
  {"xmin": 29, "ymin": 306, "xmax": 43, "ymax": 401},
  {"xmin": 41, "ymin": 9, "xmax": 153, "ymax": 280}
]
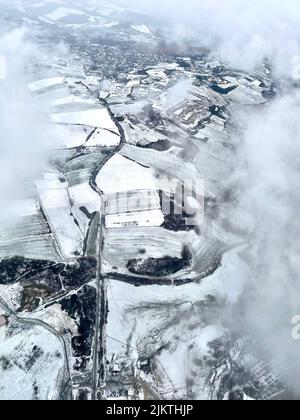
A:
[
  {"xmin": 26, "ymin": 76, "xmax": 122, "ymax": 258},
  {"xmin": 29, "ymin": 77, "xmax": 121, "ymax": 150},
  {"xmin": 104, "ymin": 227, "xmax": 186, "ymax": 270},
  {"xmin": 97, "ymin": 154, "xmax": 164, "ymax": 229},
  {"xmin": 35, "ymin": 172, "xmax": 100, "ymax": 259},
  {"xmin": 97, "ymin": 154, "xmax": 158, "ymax": 194},
  {"xmin": 0, "ymin": 321, "xmax": 64, "ymax": 400},
  {"xmin": 45, "ymin": 7, "xmax": 86, "ymax": 22},
  {"xmin": 50, "ymin": 108, "xmax": 118, "ymax": 133},
  {"xmin": 0, "ymin": 198, "xmax": 59, "ymax": 261},
  {"xmin": 28, "ymin": 77, "xmax": 65, "ymax": 94},
  {"xmin": 106, "ymin": 248, "xmax": 249, "ymax": 398}
]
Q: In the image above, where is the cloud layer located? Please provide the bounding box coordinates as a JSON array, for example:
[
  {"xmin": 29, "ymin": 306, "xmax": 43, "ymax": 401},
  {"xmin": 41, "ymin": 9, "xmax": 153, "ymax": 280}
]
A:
[
  {"xmin": 0, "ymin": 30, "xmax": 60, "ymax": 219},
  {"xmin": 121, "ymin": 0, "xmax": 300, "ymax": 76},
  {"xmin": 234, "ymin": 92, "xmax": 300, "ymax": 388}
]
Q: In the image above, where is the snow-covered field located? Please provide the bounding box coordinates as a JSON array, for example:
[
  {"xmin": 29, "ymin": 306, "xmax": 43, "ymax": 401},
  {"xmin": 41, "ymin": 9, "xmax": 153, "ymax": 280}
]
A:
[
  {"xmin": 104, "ymin": 226, "xmax": 187, "ymax": 268},
  {"xmin": 131, "ymin": 25, "xmax": 152, "ymax": 35},
  {"xmin": 50, "ymin": 108, "xmax": 119, "ymax": 132},
  {"xmin": 0, "ymin": 235, "xmax": 59, "ymax": 261},
  {"xmin": 97, "ymin": 153, "xmax": 164, "ymax": 230},
  {"xmin": 0, "ymin": 197, "xmax": 59, "ymax": 261},
  {"xmin": 29, "ymin": 77, "xmax": 120, "ymax": 149},
  {"xmin": 50, "ymin": 95, "xmax": 97, "ymax": 108},
  {"xmin": 105, "ymin": 210, "xmax": 164, "ymax": 229},
  {"xmin": 35, "ymin": 172, "xmax": 100, "ymax": 259},
  {"xmin": 23, "ymin": 304, "xmax": 77, "ymax": 336},
  {"xmin": 28, "ymin": 77, "xmax": 65, "ymax": 94},
  {"xmin": 51, "ymin": 124, "xmax": 94, "ymax": 149},
  {"xmin": 45, "ymin": 7, "xmax": 85, "ymax": 22},
  {"xmin": 23, "ymin": 76, "xmax": 122, "ymax": 259},
  {"xmin": 97, "ymin": 154, "xmax": 158, "ymax": 194},
  {"xmin": 106, "ymin": 247, "xmax": 248, "ymax": 398},
  {"xmin": 86, "ymin": 128, "xmax": 120, "ymax": 147},
  {"xmin": 0, "ymin": 323, "xmax": 64, "ymax": 400}
]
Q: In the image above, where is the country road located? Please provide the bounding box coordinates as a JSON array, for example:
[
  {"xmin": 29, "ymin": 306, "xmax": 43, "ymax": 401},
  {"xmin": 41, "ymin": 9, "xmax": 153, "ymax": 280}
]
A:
[{"xmin": 89, "ymin": 94, "xmax": 126, "ymax": 400}]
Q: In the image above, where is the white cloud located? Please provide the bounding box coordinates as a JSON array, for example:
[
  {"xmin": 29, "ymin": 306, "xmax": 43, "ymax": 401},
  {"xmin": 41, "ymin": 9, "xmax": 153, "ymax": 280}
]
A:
[
  {"xmin": 120, "ymin": 0, "xmax": 300, "ymax": 75},
  {"xmin": 231, "ymin": 93, "xmax": 300, "ymax": 381},
  {"xmin": 0, "ymin": 30, "xmax": 61, "ymax": 219}
]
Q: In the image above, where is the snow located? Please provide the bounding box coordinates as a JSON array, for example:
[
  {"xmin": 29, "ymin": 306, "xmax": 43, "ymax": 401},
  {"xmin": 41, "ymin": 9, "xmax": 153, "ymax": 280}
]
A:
[
  {"xmin": 105, "ymin": 246, "xmax": 248, "ymax": 398},
  {"xmin": 36, "ymin": 175, "xmax": 69, "ymax": 209},
  {"xmin": 202, "ymin": 247, "xmax": 250, "ymax": 304},
  {"xmin": 158, "ymin": 340, "xmax": 189, "ymax": 391},
  {"xmin": 122, "ymin": 120, "xmax": 166, "ymax": 146},
  {"xmin": 131, "ymin": 25, "xmax": 152, "ymax": 35},
  {"xmin": 50, "ymin": 108, "xmax": 118, "ymax": 132},
  {"xmin": 45, "ymin": 7, "xmax": 85, "ymax": 22},
  {"xmin": 157, "ymin": 325, "xmax": 223, "ymax": 393},
  {"xmin": 0, "ymin": 235, "xmax": 59, "ymax": 262},
  {"xmin": 35, "ymin": 173, "xmax": 85, "ymax": 258},
  {"xmin": 104, "ymin": 226, "xmax": 186, "ymax": 269},
  {"xmin": 38, "ymin": 16, "xmax": 56, "ymax": 25},
  {"xmin": 86, "ymin": 128, "xmax": 120, "ymax": 147},
  {"xmin": 0, "ymin": 324, "xmax": 64, "ymax": 400},
  {"xmin": 51, "ymin": 124, "xmax": 93, "ymax": 148},
  {"xmin": 0, "ymin": 284, "xmax": 23, "ymax": 310},
  {"xmin": 194, "ymin": 325, "xmax": 227, "ymax": 356},
  {"xmin": 105, "ymin": 209, "xmax": 164, "ymax": 229},
  {"xmin": 34, "ymin": 168, "xmax": 101, "ymax": 259},
  {"xmin": 157, "ymin": 78, "xmax": 194, "ymax": 110},
  {"xmin": 106, "ymin": 247, "xmax": 247, "ymax": 348},
  {"xmin": 111, "ymin": 100, "xmax": 149, "ymax": 116},
  {"xmin": 9, "ymin": 199, "xmax": 39, "ymax": 218},
  {"xmin": 0, "ymin": 195, "xmax": 59, "ymax": 261},
  {"xmin": 28, "ymin": 77, "xmax": 65, "ymax": 93},
  {"xmin": 146, "ymin": 69, "xmax": 167, "ymax": 79},
  {"xmin": 97, "ymin": 154, "xmax": 164, "ymax": 230},
  {"xmin": 228, "ymin": 83, "xmax": 266, "ymax": 105},
  {"xmin": 24, "ymin": 304, "xmax": 77, "ymax": 336},
  {"xmin": 50, "ymin": 95, "xmax": 96, "ymax": 107},
  {"xmin": 103, "ymin": 21, "xmax": 119, "ymax": 28},
  {"xmin": 69, "ymin": 183, "xmax": 99, "ymax": 209},
  {"xmin": 96, "ymin": 154, "xmax": 158, "ymax": 194},
  {"xmin": 120, "ymin": 144, "xmax": 209, "ymax": 196}
]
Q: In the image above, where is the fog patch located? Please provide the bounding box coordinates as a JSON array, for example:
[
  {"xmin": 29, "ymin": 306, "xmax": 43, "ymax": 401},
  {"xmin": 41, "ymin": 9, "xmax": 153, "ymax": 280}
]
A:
[{"xmin": 0, "ymin": 29, "xmax": 62, "ymax": 220}]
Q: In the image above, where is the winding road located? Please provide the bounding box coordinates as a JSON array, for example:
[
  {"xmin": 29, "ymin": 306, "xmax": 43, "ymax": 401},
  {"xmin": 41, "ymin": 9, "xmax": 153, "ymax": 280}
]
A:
[{"xmin": 89, "ymin": 95, "xmax": 126, "ymax": 400}]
